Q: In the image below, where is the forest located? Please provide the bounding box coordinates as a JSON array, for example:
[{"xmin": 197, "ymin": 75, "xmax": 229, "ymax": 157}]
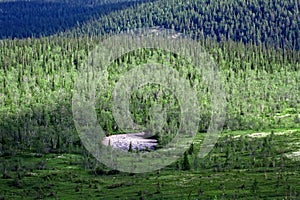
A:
[{"xmin": 0, "ymin": 0, "xmax": 299, "ymax": 199}]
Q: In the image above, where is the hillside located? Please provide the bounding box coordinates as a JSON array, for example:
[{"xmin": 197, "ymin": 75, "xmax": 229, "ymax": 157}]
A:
[
  {"xmin": 0, "ymin": 0, "xmax": 149, "ymax": 38},
  {"xmin": 1, "ymin": 0, "xmax": 299, "ymax": 50},
  {"xmin": 0, "ymin": 0, "xmax": 299, "ymax": 199},
  {"xmin": 74, "ymin": 0, "xmax": 300, "ymax": 50}
]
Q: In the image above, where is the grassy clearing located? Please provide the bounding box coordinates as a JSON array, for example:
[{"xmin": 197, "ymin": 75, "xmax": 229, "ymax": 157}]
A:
[{"xmin": 1, "ymin": 128, "xmax": 300, "ymax": 199}]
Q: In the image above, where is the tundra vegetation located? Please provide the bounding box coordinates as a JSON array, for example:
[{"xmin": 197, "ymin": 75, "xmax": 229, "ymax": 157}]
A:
[{"xmin": 0, "ymin": 0, "xmax": 299, "ymax": 199}]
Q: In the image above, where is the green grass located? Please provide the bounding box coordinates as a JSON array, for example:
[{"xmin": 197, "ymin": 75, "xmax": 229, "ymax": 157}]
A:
[{"xmin": 1, "ymin": 128, "xmax": 300, "ymax": 199}]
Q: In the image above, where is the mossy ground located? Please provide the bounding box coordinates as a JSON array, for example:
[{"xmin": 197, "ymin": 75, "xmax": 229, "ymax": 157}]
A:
[{"xmin": 1, "ymin": 128, "xmax": 300, "ymax": 199}]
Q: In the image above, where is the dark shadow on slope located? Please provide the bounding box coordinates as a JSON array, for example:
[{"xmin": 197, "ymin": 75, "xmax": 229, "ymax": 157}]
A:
[{"xmin": 0, "ymin": 0, "xmax": 150, "ymax": 39}]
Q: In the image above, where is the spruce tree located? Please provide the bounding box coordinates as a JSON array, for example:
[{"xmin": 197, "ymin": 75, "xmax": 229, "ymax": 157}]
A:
[
  {"xmin": 182, "ymin": 151, "xmax": 190, "ymax": 170},
  {"xmin": 128, "ymin": 141, "xmax": 133, "ymax": 152}
]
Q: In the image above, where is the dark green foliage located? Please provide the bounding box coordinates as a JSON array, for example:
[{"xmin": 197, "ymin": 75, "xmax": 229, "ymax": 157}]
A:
[
  {"xmin": 1, "ymin": 0, "xmax": 299, "ymax": 50},
  {"xmin": 0, "ymin": 0, "xmax": 299, "ymax": 199},
  {"xmin": 0, "ymin": 130, "xmax": 299, "ymax": 199},
  {"xmin": 77, "ymin": 0, "xmax": 300, "ymax": 50},
  {"xmin": 128, "ymin": 141, "xmax": 133, "ymax": 152},
  {"xmin": 188, "ymin": 143, "xmax": 194, "ymax": 155},
  {"xmin": 251, "ymin": 178, "xmax": 259, "ymax": 194},
  {"xmin": 0, "ymin": 0, "xmax": 149, "ymax": 39},
  {"xmin": 182, "ymin": 151, "xmax": 191, "ymax": 171},
  {"xmin": 0, "ymin": 33, "xmax": 298, "ymax": 154}
]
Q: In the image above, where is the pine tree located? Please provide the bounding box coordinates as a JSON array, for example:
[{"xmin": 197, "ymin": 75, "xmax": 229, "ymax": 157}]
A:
[
  {"xmin": 188, "ymin": 143, "xmax": 194, "ymax": 155},
  {"xmin": 182, "ymin": 151, "xmax": 190, "ymax": 170},
  {"xmin": 128, "ymin": 141, "xmax": 133, "ymax": 152}
]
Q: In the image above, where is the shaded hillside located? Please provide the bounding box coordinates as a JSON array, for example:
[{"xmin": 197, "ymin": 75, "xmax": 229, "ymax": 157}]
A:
[
  {"xmin": 1, "ymin": 0, "xmax": 299, "ymax": 50},
  {"xmin": 75, "ymin": 0, "xmax": 300, "ymax": 50},
  {"xmin": 0, "ymin": 0, "xmax": 150, "ymax": 39}
]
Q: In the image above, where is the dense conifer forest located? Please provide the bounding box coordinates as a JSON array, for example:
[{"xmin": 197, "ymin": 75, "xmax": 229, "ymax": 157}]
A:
[{"xmin": 0, "ymin": 0, "xmax": 299, "ymax": 199}]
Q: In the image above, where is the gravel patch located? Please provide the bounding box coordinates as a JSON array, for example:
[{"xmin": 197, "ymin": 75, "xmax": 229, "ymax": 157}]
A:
[
  {"xmin": 102, "ymin": 132, "xmax": 157, "ymax": 151},
  {"xmin": 285, "ymin": 150, "xmax": 300, "ymax": 161},
  {"xmin": 246, "ymin": 129, "xmax": 297, "ymax": 138}
]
